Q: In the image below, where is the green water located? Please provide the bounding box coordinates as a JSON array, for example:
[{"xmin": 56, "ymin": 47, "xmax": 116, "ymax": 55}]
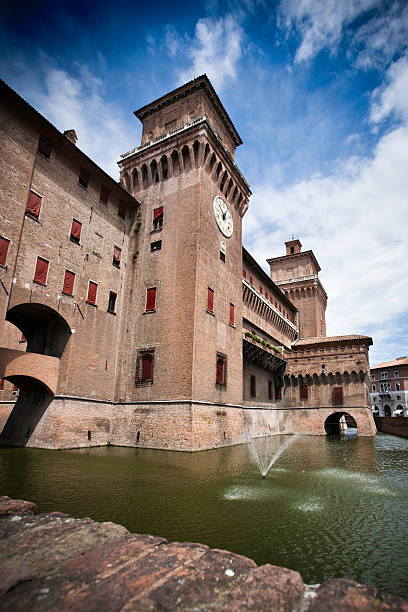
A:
[{"xmin": 1, "ymin": 433, "xmax": 407, "ymax": 599}]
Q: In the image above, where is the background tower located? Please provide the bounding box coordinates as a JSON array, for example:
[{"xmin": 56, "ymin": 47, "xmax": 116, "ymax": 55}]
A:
[{"xmin": 267, "ymin": 239, "xmax": 327, "ymax": 339}]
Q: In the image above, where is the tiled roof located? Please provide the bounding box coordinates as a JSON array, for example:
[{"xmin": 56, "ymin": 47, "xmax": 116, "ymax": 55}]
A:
[{"xmin": 371, "ymin": 357, "xmax": 408, "ymax": 369}]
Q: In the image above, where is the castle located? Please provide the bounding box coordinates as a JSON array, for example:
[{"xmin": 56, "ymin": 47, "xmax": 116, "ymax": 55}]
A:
[{"xmin": 0, "ymin": 75, "xmax": 376, "ymax": 450}]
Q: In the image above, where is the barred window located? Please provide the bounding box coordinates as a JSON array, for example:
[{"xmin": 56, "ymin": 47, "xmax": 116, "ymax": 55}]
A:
[
  {"xmin": 216, "ymin": 353, "xmax": 227, "ymax": 387},
  {"xmin": 136, "ymin": 349, "xmax": 155, "ymax": 386}
]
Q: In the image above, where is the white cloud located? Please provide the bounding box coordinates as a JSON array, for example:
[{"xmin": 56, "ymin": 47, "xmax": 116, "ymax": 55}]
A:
[
  {"xmin": 178, "ymin": 15, "xmax": 244, "ymax": 90},
  {"xmin": 278, "ymin": 0, "xmax": 377, "ymax": 63},
  {"xmin": 243, "ymin": 55, "xmax": 408, "ymax": 364}
]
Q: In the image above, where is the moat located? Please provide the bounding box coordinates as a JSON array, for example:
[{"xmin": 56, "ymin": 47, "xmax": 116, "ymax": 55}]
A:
[{"xmin": 1, "ymin": 433, "xmax": 407, "ymax": 599}]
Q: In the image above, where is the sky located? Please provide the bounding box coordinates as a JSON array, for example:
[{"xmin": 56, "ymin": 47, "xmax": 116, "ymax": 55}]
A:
[{"xmin": 1, "ymin": 0, "xmax": 407, "ymax": 366}]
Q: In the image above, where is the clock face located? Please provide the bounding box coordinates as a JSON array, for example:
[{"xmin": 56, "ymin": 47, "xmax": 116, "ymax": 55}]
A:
[{"xmin": 213, "ymin": 196, "xmax": 233, "ymax": 238}]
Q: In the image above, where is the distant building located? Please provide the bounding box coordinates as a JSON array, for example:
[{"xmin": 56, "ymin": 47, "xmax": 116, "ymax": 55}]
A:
[{"xmin": 370, "ymin": 357, "xmax": 408, "ymax": 416}]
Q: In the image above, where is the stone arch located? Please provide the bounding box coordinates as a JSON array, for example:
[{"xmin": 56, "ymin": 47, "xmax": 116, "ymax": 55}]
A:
[
  {"xmin": 203, "ymin": 143, "xmax": 210, "ymax": 165},
  {"xmin": 305, "ymin": 374, "xmax": 312, "ymax": 385},
  {"xmin": 351, "ymin": 371, "xmax": 358, "ymax": 383},
  {"xmin": 182, "ymin": 145, "xmax": 191, "ymax": 171},
  {"xmin": 215, "ymin": 161, "xmax": 222, "ymax": 181},
  {"xmin": 335, "ymin": 371, "xmax": 342, "ymax": 384},
  {"xmin": 328, "ymin": 373, "xmax": 334, "ymax": 385},
  {"xmin": 225, "ymin": 178, "xmax": 233, "ymax": 198},
  {"xmin": 291, "ymin": 375, "xmax": 297, "ymax": 386},
  {"xmin": 231, "ymin": 186, "xmax": 238, "ymax": 203},
  {"xmin": 359, "ymin": 370, "xmax": 366, "ymax": 383},
  {"xmin": 343, "ymin": 371, "xmax": 350, "ymax": 384},
  {"xmin": 220, "ymin": 170, "xmax": 228, "ymax": 192},
  {"xmin": 193, "ymin": 140, "xmax": 200, "ymax": 166},
  {"xmin": 321, "ymin": 372, "xmax": 327, "ymax": 384},
  {"xmin": 132, "ymin": 168, "xmax": 139, "ymax": 191},
  {"xmin": 313, "ymin": 373, "xmax": 319, "ymax": 385},
  {"xmin": 171, "ymin": 150, "xmax": 181, "ymax": 176},
  {"xmin": 324, "ymin": 412, "xmax": 357, "ymax": 435},
  {"xmin": 150, "ymin": 159, "xmax": 159, "ymax": 183},
  {"xmin": 208, "ymin": 152, "xmax": 216, "ymax": 173},
  {"xmin": 160, "ymin": 155, "xmax": 168, "ymax": 180},
  {"xmin": 141, "ymin": 164, "xmax": 149, "ymax": 189}
]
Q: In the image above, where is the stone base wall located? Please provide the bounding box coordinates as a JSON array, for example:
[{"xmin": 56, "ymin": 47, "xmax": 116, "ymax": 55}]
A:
[
  {"xmin": 374, "ymin": 416, "xmax": 408, "ymax": 439},
  {"xmin": 0, "ymin": 397, "xmax": 376, "ymax": 449}
]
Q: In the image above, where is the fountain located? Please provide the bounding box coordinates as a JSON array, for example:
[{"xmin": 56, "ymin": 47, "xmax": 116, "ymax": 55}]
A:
[{"xmin": 251, "ymin": 434, "xmax": 299, "ymax": 477}]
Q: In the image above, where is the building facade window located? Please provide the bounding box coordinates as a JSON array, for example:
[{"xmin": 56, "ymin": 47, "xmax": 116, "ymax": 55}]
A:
[
  {"xmin": 146, "ymin": 287, "xmax": 156, "ymax": 312},
  {"xmin": 229, "ymin": 303, "xmax": 235, "ymax": 326},
  {"xmin": 113, "ymin": 246, "xmax": 121, "ymax": 268},
  {"xmin": 396, "ymin": 383, "xmax": 401, "ymax": 391},
  {"xmin": 150, "ymin": 240, "xmax": 162, "ymax": 252},
  {"xmin": 372, "ymin": 384, "xmax": 376, "ymax": 392},
  {"xmin": 34, "ymin": 257, "xmax": 49, "ymax": 285},
  {"xmin": 0, "ymin": 237, "xmax": 10, "ymax": 267},
  {"xmin": 380, "ymin": 382, "xmax": 391, "ymax": 392},
  {"xmin": 333, "ymin": 386, "xmax": 343, "ymax": 405},
  {"xmin": 275, "ymin": 383, "xmax": 282, "ymax": 400},
  {"xmin": 70, "ymin": 219, "xmax": 82, "ymax": 243},
  {"xmin": 108, "ymin": 291, "xmax": 117, "ymax": 313},
  {"xmin": 216, "ymin": 354, "xmax": 227, "ymax": 387},
  {"xmin": 394, "ymin": 371, "xmax": 399, "ymax": 378},
  {"xmin": 207, "ymin": 287, "xmax": 214, "ymax": 313},
  {"xmin": 153, "ymin": 207, "xmax": 163, "ymax": 230},
  {"xmin": 371, "ymin": 374, "xmax": 376, "ymax": 381},
  {"xmin": 78, "ymin": 168, "xmax": 90, "ymax": 189},
  {"xmin": 26, "ymin": 191, "xmax": 42, "ymax": 218},
  {"xmin": 250, "ymin": 375, "xmax": 256, "ymax": 398},
  {"xmin": 136, "ymin": 349, "xmax": 155, "ymax": 385},
  {"xmin": 243, "ymin": 269, "xmax": 246, "ymax": 279},
  {"xmin": 381, "ymin": 372, "xmax": 388, "ymax": 380},
  {"xmin": 87, "ymin": 281, "xmax": 98, "ymax": 305},
  {"xmin": 38, "ymin": 135, "xmax": 52, "ymax": 159},
  {"xmin": 100, "ymin": 186, "xmax": 109, "ymax": 205},
  {"xmin": 300, "ymin": 384, "xmax": 308, "ymax": 400},
  {"xmin": 62, "ymin": 270, "xmax": 75, "ymax": 296}
]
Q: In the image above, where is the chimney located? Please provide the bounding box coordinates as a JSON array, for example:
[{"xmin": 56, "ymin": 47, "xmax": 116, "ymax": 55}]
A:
[{"xmin": 63, "ymin": 129, "xmax": 78, "ymax": 145}]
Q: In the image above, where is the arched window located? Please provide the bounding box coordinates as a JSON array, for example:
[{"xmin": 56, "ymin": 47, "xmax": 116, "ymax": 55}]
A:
[
  {"xmin": 160, "ymin": 155, "xmax": 168, "ymax": 180},
  {"xmin": 384, "ymin": 405, "xmax": 391, "ymax": 416},
  {"xmin": 150, "ymin": 159, "xmax": 159, "ymax": 183},
  {"xmin": 203, "ymin": 143, "xmax": 210, "ymax": 164},
  {"xmin": 225, "ymin": 178, "xmax": 233, "ymax": 197},
  {"xmin": 132, "ymin": 168, "xmax": 139, "ymax": 191},
  {"xmin": 231, "ymin": 186, "xmax": 238, "ymax": 202},
  {"xmin": 182, "ymin": 145, "xmax": 191, "ymax": 171},
  {"xmin": 215, "ymin": 162, "xmax": 222, "ymax": 180},
  {"xmin": 220, "ymin": 170, "xmax": 228, "ymax": 191},
  {"xmin": 208, "ymin": 152, "xmax": 216, "ymax": 172},
  {"xmin": 193, "ymin": 141, "xmax": 200, "ymax": 166},
  {"xmin": 171, "ymin": 150, "xmax": 180, "ymax": 176},
  {"xmin": 141, "ymin": 164, "xmax": 149, "ymax": 189}
]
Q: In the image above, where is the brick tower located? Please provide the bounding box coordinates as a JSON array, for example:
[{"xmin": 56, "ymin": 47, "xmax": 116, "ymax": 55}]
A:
[
  {"xmin": 267, "ymin": 239, "xmax": 327, "ymax": 339},
  {"xmin": 116, "ymin": 76, "xmax": 250, "ymax": 446}
]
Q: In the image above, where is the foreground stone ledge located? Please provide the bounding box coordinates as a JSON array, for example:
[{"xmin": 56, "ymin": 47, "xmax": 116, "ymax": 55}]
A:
[{"xmin": 0, "ymin": 496, "xmax": 407, "ymax": 611}]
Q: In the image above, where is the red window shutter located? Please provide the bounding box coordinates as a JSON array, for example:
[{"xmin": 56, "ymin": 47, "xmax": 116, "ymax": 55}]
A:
[
  {"xmin": 38, "ymin": 135, "xmax": 52, "ymax": 159},
  {"xmin": 216, "ymin": 359, "xmax": 224, "ymax": 384},
  {"xmin": 27, "ymin": 191, "xmax": 42, "ymax": 217},
  {"xmin": 334, "ymin": 387, "xmax": 343, "ymax": 405},
  {"xmin": 100, "ymin": 186, "xmax": 109, "ymax": 205},
  {"xmin": 87, "ymin": 281, "xmax": 97, "ymax": 304},
  {"xmin": 63, "ymin": 270, "xmax": 75, "ymax": 295},
  {"xmin": 142, "ymin": 354, "xmax": 152, "ymax": 380},
  {"xmin": 34, "ymin": 257, "xmax": 48, "ymax": 284},
  {"xmin": 146, "ymin": 287, "xmax": 156, "ymax": 311},
  {"xmin": 207, "ymin": 288, "xmax": 214, "ymax": 312},
  {"xmin": 153, "ymin": 206, "xmax": 164, "ymax": 221},
  {"xmin": 275, "ymin": 384, "xmax": 282, "ymax": 400},
  {"xmin": 300, "ymin": 384, "xmax": 308, "ymax": 400},
  {"xmin": 71, "ymin": 219, "xmax": 82, "ymax": 241},
  {"xmin": 0, "ymin": 237, "xmax": 10, "ymax": 266},
  {"xmin": 243, "ymin": 269, "xmax": 246, "ymax": 279},
  {"xmin": 113, "ymin": 246, "xmax": 121, "ymax": 264},
  {"xmin": 229, "ymin": 303, "xmax": 234, "ymax": 325},
  {"xmin": 0, "ymin": 379, "xmax": 4, "ymax": 390}
]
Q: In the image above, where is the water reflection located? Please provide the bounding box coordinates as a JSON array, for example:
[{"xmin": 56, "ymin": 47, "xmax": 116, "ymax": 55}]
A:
[{"xmin": 1, "ymin": 434, "xmax": 408, "ymax": 599}]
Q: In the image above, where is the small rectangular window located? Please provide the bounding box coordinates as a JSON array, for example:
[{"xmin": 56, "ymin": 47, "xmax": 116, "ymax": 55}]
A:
[
  {"xmin": 100, "ymin": 186, "xmax": 109, "ymax": 205},
  {"xmin": 113, "ymin": 246, "xmax": 121, "ymax": 268},
  {"xmin": 333, "ymin": 386, "xmax": 343, "ymax": 405},
  {"xmin": 38, "ymin": 135, "xmax": 52, "ymax": 159},
  {"xmin": 394, "ymin": 371, "xmax": 399, "ymax": 378},
  {"xmin": 153, "ymin": 206, "xmax": 163, "ymax": 230},
  {"xmin": 0, "ymin": 237, "xmax": 10, "ymax": 267},
  {"xmin": 62, "ymin": 270, "xmax": 75, "ymax": 296},
  {"xmin": 141, "ymin": 353, "xmax": 153, "ymax": 380},
  {"xmin": 381, "ymin": 372, "xmax": 388, "ymax": 380},
  {"xmin": 78, "ymin": 168, "xmax": 90, "ymax": 189},
  {"xmin": 87, "ymin": 281, "xmax": 98, "ymax": 305},
  {"xmin": 207, "ymin": 288, "xmax": 214, "ymax": 313},
  {"xmin": 250, "ymin": 375, "xmax": 256, "ymax": 398},
  {"xmin": 300, "ymin": 384, "xmax": 308, "ymax": 400},
  {"xmin": 220, "ymin": 251, "xmax": 225, "ymax": 263},
  {"xmin": 34, "ymin": 257, "xmax": 49, "ymax": 285},
  {"xmin": 118, "ymin": 201, "xmax": 126, "ymax": 219},
  {"xmin": 108, "ymin": 291, "xmax": 117, "ymax": 313},
  {"xmin": 371, "ymin": 374, "xmax": 376, "ymax": 381},
  {"xmin": 146, "ymin": 287, "xmax": 156, "ymax": 312},
  {"xmin": 70, "ymin": 219, "xmax": 82, "ymax": 243},
  {"xmin": 136, "ymin": 349, "xmax": 155, "ymax": 384},
  {"xmin": 229, "ymin": 303, "xmax": 235, "ymax": 326},
  {"xmin": 216, "ymin": 354, "xmax": 227, "ymax": 387},
  {"xmin": 26, "ymin": 191, "xmax": 42, "ymax": 218},
  {"xmin": 275, "ymin": 383, "xmax": 282, "ymax": 400},
  {"xmin": 150, "ymin": 240, "xmax": 162, "ymax": 252}
]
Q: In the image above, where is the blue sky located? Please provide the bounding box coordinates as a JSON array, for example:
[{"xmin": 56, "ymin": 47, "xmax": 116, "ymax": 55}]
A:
[{"xmin": 1, "ymin": 0, "xmax": 407, "ymax": 365}]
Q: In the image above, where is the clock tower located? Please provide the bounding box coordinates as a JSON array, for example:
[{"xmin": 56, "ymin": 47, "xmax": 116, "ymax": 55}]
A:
[{"xmin": 117, "ymin": 76, "xmax": 250, "ymax": 431}]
